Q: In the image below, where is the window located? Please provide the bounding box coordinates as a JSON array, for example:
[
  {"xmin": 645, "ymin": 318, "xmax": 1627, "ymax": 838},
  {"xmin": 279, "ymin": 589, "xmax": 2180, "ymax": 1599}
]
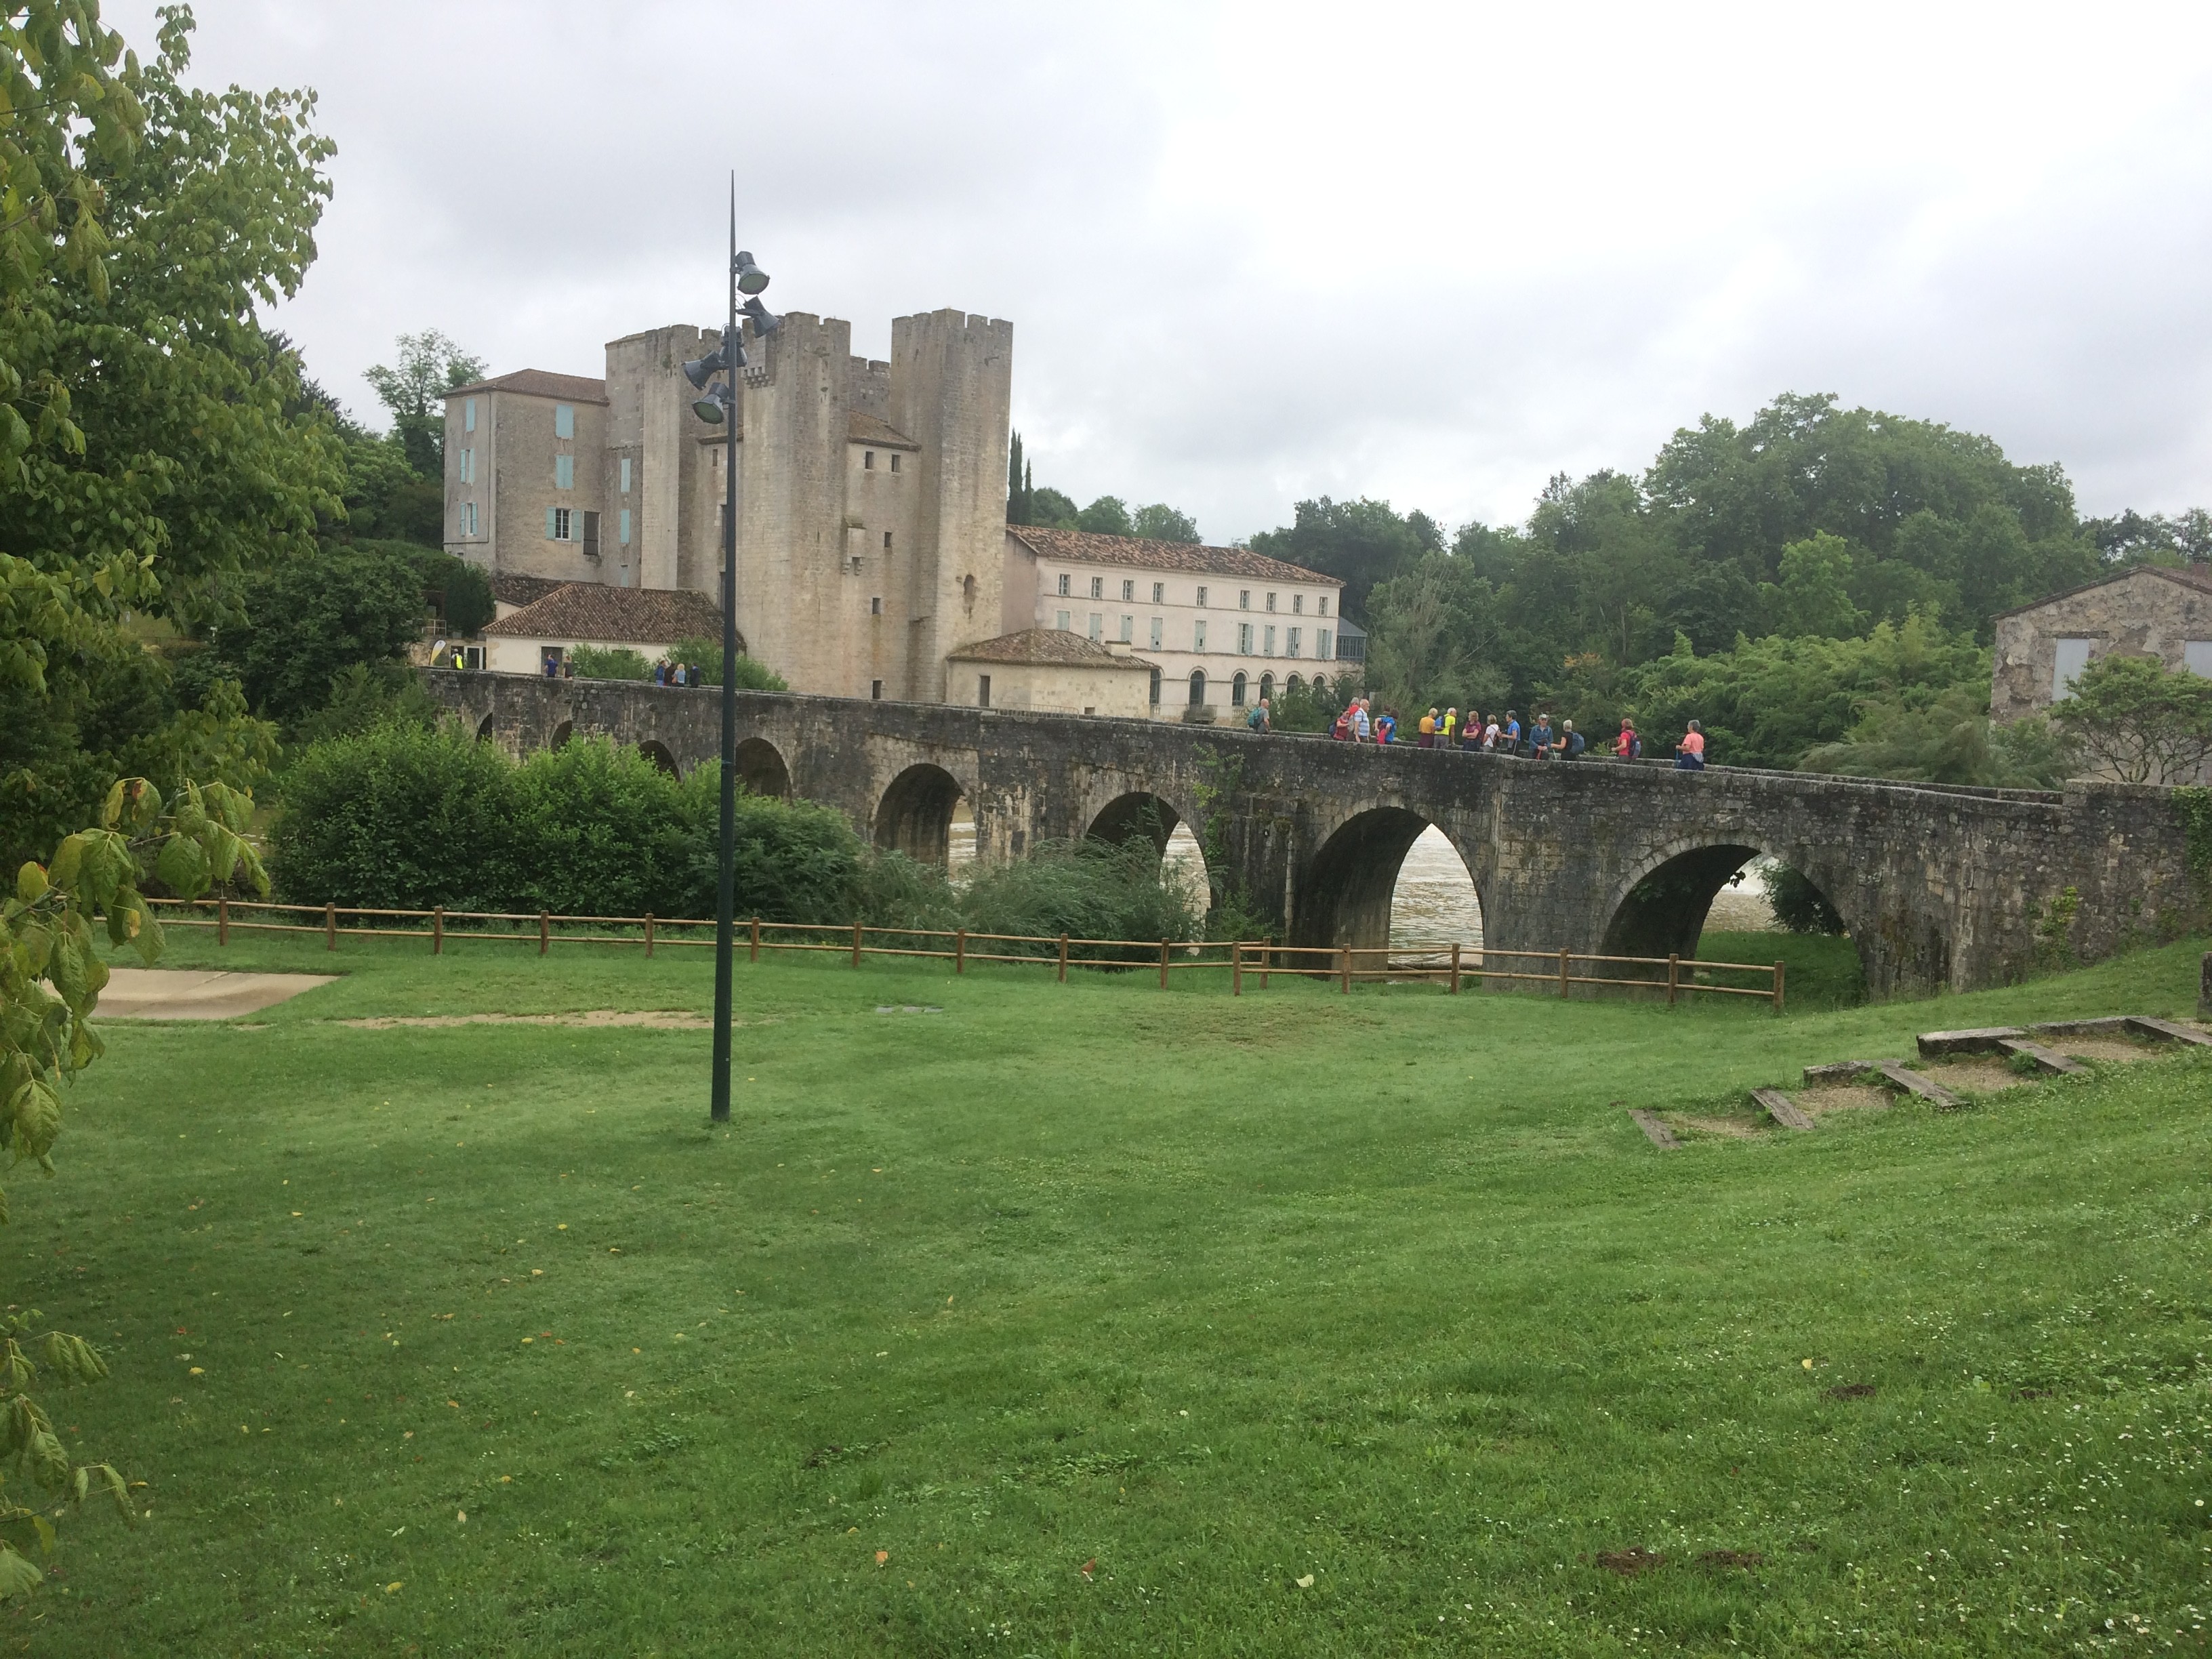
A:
[
  {"xmin": 1149, "ymin": 617, "xmax": 1162, "ymax": 649},
  {"xmin": 1090, "ymin": 576, "xmax": 1104, "ymax": 599},
  {"xmin": 1265, "ymin": 592, "xmax": 1277, "ymax": 612},
  {"xmin": 2185, "ymin": 640, "xmax": 2212, "ymax": 676},
  {"xmin": 1057, "ymin": 609, "xmax": 1071, "ymax": 632},
  {"xmin": 1058, "ymin": 573, "xmax": 1071, "ymax": 596},
  {"xmin": 554, "ymin": 403, "xmax": 575, "ymax": 440},
  {"xmin": 1317, "ymin": 629, "xmax": 1332, "ymax": 660},
  {"xmin": 1237, "ymin": 623, "xmax": 1253, "ymax": 655},
  {"xmin": 1319, "ymin": 596, "xmax": 1330, "ymax": 616},
  {"xmin": 864, "ymin": 450, "xmax": 875, "ymax": 469},
  {"xmin": 1263, "ymin": 625, "xmax": 1276, "ymax": 656},
  {"xmin": 1232, "ymin": 672, "xmax": 1248, "ymax": 707},
  {"xmin": 581, "ymin": 510, "xmax": 599, "ymax": 556},
  {"xmin": 618, "ymin": 508, "xmax": 632, "ymax": 546},
  {"xmin": 1151, "ymin": 582, "xmax": 1164, "ymax": 604},
  {"xmin": 546, "ymin": 506, "xmax": 573, "ymax": 541},
  {"xmin": 619, "ymin": 457, "xmax": 632, "ymax": 493},
  {"xmin": 978, "ymin": 674, "xmax": 991, "ymax": 708},
  {"xmin": 1193, "ymin": 619, "xmax": 1207, "ymax": 651},
  {"xmin": 1149, "ymin": 668, "xmax": 1162, "ymax": 708},
  {"xmin": 457, "ymin": 447, "xmax": 473, "ymax": 483},
  {"xmin": 871, "ymin": 596, "xmax": 882, "ymax": 615},
  {"xmin": 889, "ymin": 453, "xmax": 901, "ymax": 473},
  {"xmin": 1260, "ymin": 672, "xmax": 1275, "ymax": 702},
  {"xmin": 1188, "ymin": 669, "xmax": 1206, "ymax": 707},
  {"xmin": 1287, "ymin": 627, "xmax": 1300, "ymax": 658},
  {"xmin": 1088, "ymin": 613, "xmax": 1103, "ymax": 640},
  {"xmin": 464, "ymin": 501, "xmax": 478, "ymax": 536},
  {"xmin": 555, "ymin": 454, "xmax": 575, "ymax": 489},
  {"xmin": 1122, "ymin": 579, "xmax": 1135, "ymax": 601},
  {"xmin": 1292, "ymin": 594, "xmax": 1303, "ymax": 615},
  {"xmin": 1239, "ymin": 590, "xmax": 1250, "ymax": 610},
  {"xmin": 464, "ymin": 397, "xmax": 476, "ymax": 433},
  {"xmin": 871, "ymin": 679, "xmax": 884, "ymax": 700},
  {"xmin": 1195, "ymin": 586, "xmax": 1208, "ymax": 607},
  {"xmin": 1119, "ymin": 615, "xmax": 1132, "ymax": 642},
  {"xmin": 882, "ymin": 531, "xmax": 893, "ymax": 550},
  {"xmin": 2053, "ymin": 636, "xmax": 2094, "ymax": 699}
]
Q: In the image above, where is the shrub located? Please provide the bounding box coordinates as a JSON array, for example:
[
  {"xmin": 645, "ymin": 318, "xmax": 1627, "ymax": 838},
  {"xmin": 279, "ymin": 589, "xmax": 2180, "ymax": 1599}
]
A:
[
  {"xmin": 962, "ymin": 836, "xmax": 1202, "ymax": 956},
  {"xmin": 669, "ymin": 636, "xmax": 789, "ymax": 691},
  {"xmin": 569, "ymin": 645, "xmax": 654, "ymax": 681}
]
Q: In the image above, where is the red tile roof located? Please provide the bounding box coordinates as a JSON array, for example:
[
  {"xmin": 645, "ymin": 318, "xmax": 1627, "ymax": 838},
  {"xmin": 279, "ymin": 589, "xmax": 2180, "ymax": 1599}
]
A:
[
  {"xmin": 482, "ymin": 583, "xmax": 724, "ymax": 644},
  {"xmin": 1006, "ymin": 523, "xmax": 1340, "ymax": 587},
  {"xmin": 445, "ymin": 369, "xmax": 609, "ymax": 405},
  {"xmin": 945, "ymin": 628, "xmax": 1158, "ymax": 669},
  {"xmin": 488, "ymin": 573, "xmax": 573, "ymax": 610}
]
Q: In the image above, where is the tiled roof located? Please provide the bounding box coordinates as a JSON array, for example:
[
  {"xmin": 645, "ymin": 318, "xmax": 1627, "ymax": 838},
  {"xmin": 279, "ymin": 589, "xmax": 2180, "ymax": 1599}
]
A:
[
  {"xmin": 481, "ymin": 582, "xmax": 724, "ymax": 644},
  {"xmin": 847, "ymin": 411, "xmax": 920, "ymax": 450},
  {"xmin": 1006, "ymin": 523, "xmax": 1340, "ymax": 587},
  {"xmin": 488, "ymin": 573, "xmax": 573, "ymax": 609},
  {"xmin": 444, "ymin": 369, "xmax": 610, "ymax": 405},
  {"xmin": 945, "ymin": 628, "xmax": 1158, "ymax": 669},
  {"xmin": 1991, "ymin": 561, "xmax": 2212, "ymax": 620}
]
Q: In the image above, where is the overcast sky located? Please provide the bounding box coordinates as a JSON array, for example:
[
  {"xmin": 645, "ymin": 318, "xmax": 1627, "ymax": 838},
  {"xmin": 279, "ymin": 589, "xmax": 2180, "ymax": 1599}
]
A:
[{"xmin": 114, "ymin": 0, "xmax": 2212, "ymax": 545}]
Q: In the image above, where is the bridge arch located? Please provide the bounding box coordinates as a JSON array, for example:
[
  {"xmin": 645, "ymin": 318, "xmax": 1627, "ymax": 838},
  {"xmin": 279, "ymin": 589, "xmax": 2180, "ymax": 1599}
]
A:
[
  {"xmin": 874, "ymin": 762, "xmax": 964, "ymax": 867},
  {"xmin": 475, "ymin": 714, "xmax": 496, "ymax": 741},
  {"xmin": 550, "ymin": 719, "xmax": 574, "ymax": 750},
  {"xmin": 1598, "ymin": 838, "xmax": 1868, "ymax": 994},
  {"xmin": 638, "ymin": 739, "xmax": 680, "ymax": 777},
  {"xmin": 734, "ymin": 737, "xmax": 790, "ymax": 798},
  {"xmin": 1294, "ymin": 806, "xmax": 1483, "ymax": 956},
  {"xmin": 1087, "ymin": 790, "xmax": 1183, "ymax": 857}
]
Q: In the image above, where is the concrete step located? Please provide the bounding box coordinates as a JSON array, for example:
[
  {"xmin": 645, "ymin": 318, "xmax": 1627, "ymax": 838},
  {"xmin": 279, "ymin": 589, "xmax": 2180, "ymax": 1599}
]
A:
[
  {"xmin": 2026, "ymin": 1016, "xmax": 2136, "ymax": 1038},
  {"xmin": 1997, "ymin": 1038, "xmax": 2086, "ymax": 1077},
  {"xmin": 1872, "ymin": 1060, "xmax": 1963, "ymax": 1109},
  {"xmin": 1750, "ymin": 1087, "xmax": 1814, "ymax": 1130},
  {"xmin": 2125, "ymin": 1016, "xmax": 2212, "ymax": 1049},
  {"xmin": 1629, "ymin": 1109, "xmax": 1679, "ymax": 1149},
  {"xmin": 1803, "ymin": 1059, "xmax": 1879, "ymax": 1085},
  {"xmin": 1916, "ymin": 1026, "xmax": 2024, "ymax": 1058}
]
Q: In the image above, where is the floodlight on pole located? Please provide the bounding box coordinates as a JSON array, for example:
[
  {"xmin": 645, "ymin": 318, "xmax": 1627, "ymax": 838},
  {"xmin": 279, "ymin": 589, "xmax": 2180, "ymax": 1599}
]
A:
[
  {"xmin": 691, "ymin": 386, "xmax": 731, "ymax": 426},
  {"xmin": 682, "ymin": 346, "xmax": 731, "ymax": 391},
  {"xmin": 741, "ymin": 295, "xmax": 781, "ymax": 336},
  {"xmin": 734, "ymin": 249, "xmax": 771, "ymax": 295}
]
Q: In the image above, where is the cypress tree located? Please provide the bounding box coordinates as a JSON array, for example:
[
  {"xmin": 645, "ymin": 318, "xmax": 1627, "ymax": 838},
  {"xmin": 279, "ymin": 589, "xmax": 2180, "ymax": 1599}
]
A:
[{"xmin": 1006, "ymin": 430, "xmax": 1027, "ymax": 523}]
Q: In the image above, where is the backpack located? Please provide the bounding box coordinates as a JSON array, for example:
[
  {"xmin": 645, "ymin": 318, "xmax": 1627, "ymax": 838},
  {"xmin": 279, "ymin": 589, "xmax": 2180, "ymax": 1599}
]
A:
[
  {"xmin": 1567, "ymin": 730, "xmax": 1584, "ymax": 757},
  {"xmin": 1247, "ymin": 707, "xmax": 1265, "ymax": 731},
  {"xmin": 1631, "ymin": 735, "xmax": 1642, "ymax": 759}
]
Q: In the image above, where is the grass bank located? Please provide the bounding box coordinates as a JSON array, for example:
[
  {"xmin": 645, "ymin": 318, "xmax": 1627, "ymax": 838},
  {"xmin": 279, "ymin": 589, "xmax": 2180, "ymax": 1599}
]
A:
[{"xmin": 15, "ymin": 928, "xmax": 2211, "ymax": 1654}]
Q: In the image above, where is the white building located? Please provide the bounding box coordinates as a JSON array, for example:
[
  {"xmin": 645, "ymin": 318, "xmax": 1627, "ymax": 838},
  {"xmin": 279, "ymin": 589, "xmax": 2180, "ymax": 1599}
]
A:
[{"xmin": 1001, "ymin": 525, "xmax": 1346, "ymax": 720}]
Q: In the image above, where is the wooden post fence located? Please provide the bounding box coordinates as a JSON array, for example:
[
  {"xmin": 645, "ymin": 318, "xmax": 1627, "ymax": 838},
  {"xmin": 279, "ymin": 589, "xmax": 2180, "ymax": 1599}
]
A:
[
  {"xmin": 1449, "ymin": 941, "xmax": 1461, "ymax": 995},
  {"xmin": 538, "ymin": 911, "xmax": 550, "ymax": 956},
  {"xmin": 1340, "ymin": 945, "xmax": 1351, "ymax": 994},
  {"xmin": 1667, "ymin": 952, "xmax": 1679, "ymax": 1006},
  {"xmin": 1159, "ymin": 938, "xmax": 1170, "ymax": 989},
  {"xmin": 1231, "ymin": 941, "xmax": 1242, "ymax": 997},
  {"xmin": 1774, "ymin": 960, "xmax": 1786, "ymax": 1013},
  {"xmin": 956, "ymin": 929, "xmax": 967, "ymax": 975},
  {"xmin": 216, "ymin": 893, "xmax": 228, "ymax": 947},
  {"xmin": 1559, "ymin": 946, "xmax": 1571, "ymax": 998},
  {"xmin": 749, "ymin": 916, "xmax": 760, "ymax": 962},
  {"xmin": 643, "ymin": 913, "xmax": 654, "ymax": 958},
  {"xmin": 432, "ymin": 905, "xmax": 444, "ymax": 955},
  {"xmin": 853, "ymin": 920, "xmax": 863, "ymax": 968},
  {"xmin": 324, "ymin": 902, "xmax": 336, "ymax": 951},
  {"xmin": 1057, "ymin": 933, "xmax": 1068, "ymax": 983}
]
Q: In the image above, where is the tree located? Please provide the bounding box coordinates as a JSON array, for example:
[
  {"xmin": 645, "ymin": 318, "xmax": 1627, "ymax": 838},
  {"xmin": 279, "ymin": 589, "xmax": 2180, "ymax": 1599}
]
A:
[
  {"xmin": 1005, "ymin": 431, "xmax": 1031, "ymax": 524},
  {"xmin": 668, "ymin": 636, "xmax": 790, "ymax": 691},
  {"xmin": 1801, "ymin": 684, "xmax": 2076, "ymax": 788},
  {"xmin": 0, "ymin": 775, "xmax": 267, "ymax": 1597},
  {"xmin": 2049, "ymin": 653, "xmax": 2212, "ymax": 785},
  {"xmin": 1027, "ymin": 487, "xmax": 1080, "ymax": 529},
  {"xmin": 1076, "ymin": 495, "xmax": 1133, "ymax": 537},
  {"xmin": 363, "ymin": 330, "xmax": 484, "ymax": 478},
  {"xmin": 197, "ymin": 545, "xmax": 428, "ymax": 724},
  {"xmin": 1131, "ymin": 503, "xmax": 1200, "ymax": 544},
  {"xmin": 1248, "ymin": 497, "xmax": 1438, "ymax": 621},
  {"xmin": 1767, "ymin": 531, "xmax": 1863, "ymax": 638}
]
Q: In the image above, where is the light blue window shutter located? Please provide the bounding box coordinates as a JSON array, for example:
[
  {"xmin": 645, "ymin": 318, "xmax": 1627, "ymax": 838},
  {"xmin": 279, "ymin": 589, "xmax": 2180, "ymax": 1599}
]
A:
[
  {"xmin": 546, "ymin": 506, "xmax": 558, "ymax": 540},
  {"xmin": 465, "ymin": 397, "xmax": 476, "ymax": 433},
  {"xmin": 619, "ymin": 508, "xmax": 632, "ymax": 546},
  {"xmin": 555, "ymin": 404, "xmax": 574, "ymax": 440}
]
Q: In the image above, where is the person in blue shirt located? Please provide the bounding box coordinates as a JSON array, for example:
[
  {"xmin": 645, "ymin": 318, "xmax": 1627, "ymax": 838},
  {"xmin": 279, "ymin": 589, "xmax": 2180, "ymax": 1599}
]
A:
[
  {"xmin": 1530, "ymin": 714, "xmax": 1555, "ymax": 758},
  {"xmin": 1502, "ymin": 710, "xmax": 1522, "ymax": 754}
]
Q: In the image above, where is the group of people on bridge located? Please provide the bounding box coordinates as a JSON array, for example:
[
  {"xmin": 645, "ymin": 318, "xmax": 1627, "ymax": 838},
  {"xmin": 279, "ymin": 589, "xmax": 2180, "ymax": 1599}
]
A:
[{"xmin": 1312, "ymin": 698, "xmax": 1709, "ymax": 769}]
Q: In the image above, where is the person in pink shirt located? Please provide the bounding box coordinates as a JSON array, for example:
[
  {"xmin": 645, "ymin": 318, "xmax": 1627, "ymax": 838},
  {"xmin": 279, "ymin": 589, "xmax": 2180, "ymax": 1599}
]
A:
[{"xmin": 1675, "ymin": 719, "xmax": 1706, "ymax": 771}]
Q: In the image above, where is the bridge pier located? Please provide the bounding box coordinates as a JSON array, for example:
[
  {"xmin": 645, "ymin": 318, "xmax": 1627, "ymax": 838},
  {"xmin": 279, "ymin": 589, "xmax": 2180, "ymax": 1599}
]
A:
[{"xmin": 421, "ymin": 671, "xmax": 2203, "ymax": 998}]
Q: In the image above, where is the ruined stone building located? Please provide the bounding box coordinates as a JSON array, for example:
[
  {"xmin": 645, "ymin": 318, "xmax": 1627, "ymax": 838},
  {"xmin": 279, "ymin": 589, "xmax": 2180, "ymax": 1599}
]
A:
[{"xmin": 442, "ymin": 307, "xmax": 1342, "ymax": 718}]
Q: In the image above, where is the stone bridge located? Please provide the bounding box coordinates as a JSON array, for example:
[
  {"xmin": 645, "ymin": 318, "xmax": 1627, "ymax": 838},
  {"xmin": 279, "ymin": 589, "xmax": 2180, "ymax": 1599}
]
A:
[{"xmin": 423, "ymin": 671, "xmax": 2202, "ymax": 997}]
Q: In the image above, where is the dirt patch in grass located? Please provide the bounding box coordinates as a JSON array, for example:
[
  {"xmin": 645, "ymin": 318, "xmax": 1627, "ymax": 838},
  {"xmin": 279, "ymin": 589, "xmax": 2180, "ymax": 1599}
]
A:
[
  {"xmin": 1797, "ymin": 1084, "xmax": 1891, "ymax": 1117},
  {"xmin": 339, "ymin": 1010, "xmax": 712, "ymax": 1030},
  {"xmin": 1671, "ymin": 1113, "xmax": 1764, "ymax": 1141},
  {"xmin": 1824, "ymin": 1382, "xmax": 1877, "ymax": 1400},
  {"xmin": 2051, "ymin": 1036, "xmax": 2160, "ymax": 1063},
  {"xmin": 1594, "ymin": 1548, "xmax": 1664, "ymax": 1576},
  {"xmin": 1699, "ymin": 1549, "xmax": 1765, "ymax": 1569},
  {"xmin": 1928, "ymin": 1057, "xmax": 2034, "ymax": 1094}
]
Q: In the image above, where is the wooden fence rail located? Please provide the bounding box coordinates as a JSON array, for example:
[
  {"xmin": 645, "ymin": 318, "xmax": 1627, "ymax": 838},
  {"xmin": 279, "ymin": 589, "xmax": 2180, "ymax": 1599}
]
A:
[{"xmin": 147, "ymin": 897, "xmax": 1783, "ymax": 1009}]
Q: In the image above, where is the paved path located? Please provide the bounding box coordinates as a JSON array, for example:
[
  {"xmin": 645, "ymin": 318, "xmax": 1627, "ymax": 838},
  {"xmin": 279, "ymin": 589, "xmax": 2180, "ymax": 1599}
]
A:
[{"xmin": 98, "ymin": 968, "xmax": 337, "ymax": 1021}]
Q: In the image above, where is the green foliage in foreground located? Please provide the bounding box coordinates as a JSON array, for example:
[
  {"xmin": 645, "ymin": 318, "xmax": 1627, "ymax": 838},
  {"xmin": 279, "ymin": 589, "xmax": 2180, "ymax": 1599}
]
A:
[
  {"xmin": 668, "ymin": 636, "xmax": 789, "ymax": 692},
  {"xmin": 565, "ymin": 644, "xmax": 653, "ymax": 682},
  {"xmin": 37, "ymin": 928, "xmax": 2212, "ymax": 1652},
  {"xmin": 0, "ymin": 777, "xmax": 264, "ymax": 1599},
  {"xmin": 2051, "ymin": 652, "xmax": 2212, "ymax": 785}
]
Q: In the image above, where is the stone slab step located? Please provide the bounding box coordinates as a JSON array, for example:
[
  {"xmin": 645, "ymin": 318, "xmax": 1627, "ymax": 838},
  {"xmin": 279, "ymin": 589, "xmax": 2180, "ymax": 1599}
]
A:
[
  {"xmin": 1629, "ymin": 1109, "xmax": 1679, "ymax": 1149},
  {"xmin": 1916, "ymin": 1026, "xmax": 2025, "ymax": 1058},
  {"xmin": 1997, "ymin": 1038, "xmax": 2086, "ymax": 1076},
  {"xmin": 1872, "ymin": 1060, "xmax": 1963, "ymax": 1109},
  {"xmin": 1750, "ymin": 1087, "xmax": 1814, "ymax": 1130},
  {"xmin": 2026, "ymin": 1016, "xmax": 2136, "ymax": 1038},
  {"xmin": 1803, "ymin": 1059, "xmax": 1879, "ymax": 1084},
  {"xmin": 2125, "ymin": 1016, "xmax": 2212, "ymax": 1048}
]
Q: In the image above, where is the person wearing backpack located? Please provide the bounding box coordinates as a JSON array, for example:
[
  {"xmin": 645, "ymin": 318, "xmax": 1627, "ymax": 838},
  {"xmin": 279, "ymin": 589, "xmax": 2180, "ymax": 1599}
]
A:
[
  {"xmin": 1563, "ymin": 720, "xmax": 1585, "ymax": 759},
  {"xmin": 1248, "ymin": 698, "xmax": 1271, "ymax": 733}
]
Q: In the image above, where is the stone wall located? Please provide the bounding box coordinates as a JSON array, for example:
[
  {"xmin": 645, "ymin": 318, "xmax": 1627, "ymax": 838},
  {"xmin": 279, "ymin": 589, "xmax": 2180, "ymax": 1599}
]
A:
[{"xmin": 426, "ymin": 671, "xmax": 2203, "ymax": 997}]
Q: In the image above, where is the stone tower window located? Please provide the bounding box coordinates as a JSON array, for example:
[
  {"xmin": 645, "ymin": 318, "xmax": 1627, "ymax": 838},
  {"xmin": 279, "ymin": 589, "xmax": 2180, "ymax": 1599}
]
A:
[
  {"xmin": 890, "ymin": 453, "xmax": 901, "ymax": 473},
  {"xmin": 962, "ymin": 574, "xmax": 977, "ymax": 615},
  {"xmin": 871, "ymin": 596, "xmax": 882, "ymax": 615},
  {"xmin": 882, "ymin": 531, "xmax": 893, "ymax": 550},
  {"xmin": 863, "ymin": 450, "xmax": 875, "ymax": 469}
]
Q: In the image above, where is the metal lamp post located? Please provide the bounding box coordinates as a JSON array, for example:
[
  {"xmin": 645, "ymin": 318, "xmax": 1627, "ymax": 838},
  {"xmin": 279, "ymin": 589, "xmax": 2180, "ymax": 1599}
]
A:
[{"xmin": 683, "ymin": 181, "xmax": 778, "ymax": 1124}]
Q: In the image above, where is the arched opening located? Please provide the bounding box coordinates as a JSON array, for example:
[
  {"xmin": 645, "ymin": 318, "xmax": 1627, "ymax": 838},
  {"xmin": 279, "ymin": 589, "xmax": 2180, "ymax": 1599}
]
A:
[
  {"xmin": 875, "ymin": 763, "xmax": 964, "ymax": 867},
  {"xmin": 1311, "ymin": 675, "xmax": 1328, "ymax": 701},
  {"xmin": 638, "ymin": 740, "xmax": 679, "ymax": 778},
  {"xmin": 1287, "ymin": 674, "xmax": 1303, "ymax": 694},
  {"xmin": 1086, "ymin": 792, "xmax": 1210, "ymax": 913},
  {"xmin": 1296, "ymin": 808, "xmax": 1481, "ymax": 960},
  {"xmin": 475, "ymin": 714, "xmax": 495, "ymax": 741},
  {"xmin": 947, "ymin": 799, "xmax": 977, "ymax": 883},
  {"xmin": 550, "ymin": 720, "xmax": 574, "ymax": 751},
  {"xmin": 1601, "ymin": 846, "xmax": 1866, "ymax": 1004},
  {"xmin": 734, "ymin": 737, "xmax": 790, "ymax": 798},
  {"xmin": 1187, "ymin": 670, "xmax": 1207, "ymax": 708},
  {"xmin": 1148, "ymin": 668, "xmax": 1162, "ymax": 710},
  {"xmin": 1231, "ymin": 672, "xmax": 1248, "ymax": 708},
  {"xmin": 1259, "ymin": 672, "xmax": 1275, "ymax": 704}
]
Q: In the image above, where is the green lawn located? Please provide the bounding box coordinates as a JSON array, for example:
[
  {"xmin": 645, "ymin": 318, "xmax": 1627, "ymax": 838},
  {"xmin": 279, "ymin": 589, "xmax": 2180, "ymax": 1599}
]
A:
[{"xmin": 12, "ymin": 924, "xmax": 2212, "ymax": 1655}]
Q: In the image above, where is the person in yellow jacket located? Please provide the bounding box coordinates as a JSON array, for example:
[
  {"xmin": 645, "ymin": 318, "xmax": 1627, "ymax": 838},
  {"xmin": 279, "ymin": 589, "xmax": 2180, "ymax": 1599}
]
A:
[
  {"xmin": 1418, "ymin": 708, "xmax": 1438, "ymax": 748},
  {"xmin": 1441, "ymin": 707, "xmax": 1458, "ymax": 747}
]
